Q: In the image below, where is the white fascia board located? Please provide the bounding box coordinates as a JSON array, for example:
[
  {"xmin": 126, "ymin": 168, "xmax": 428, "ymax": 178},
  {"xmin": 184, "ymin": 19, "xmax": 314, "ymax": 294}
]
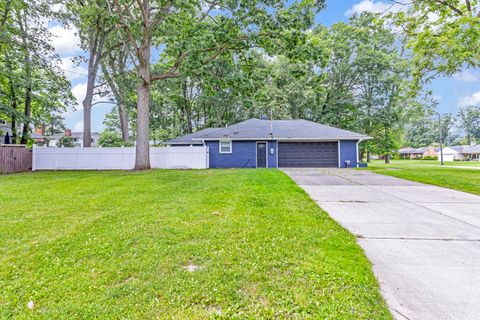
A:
[{"xmin": 192, "ymin": 137, "xmax": 371, "ymax": 141}]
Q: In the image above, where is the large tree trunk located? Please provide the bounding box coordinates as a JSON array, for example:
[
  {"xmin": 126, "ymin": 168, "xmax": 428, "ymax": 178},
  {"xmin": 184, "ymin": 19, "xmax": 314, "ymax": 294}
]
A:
[
  {"xmin": 101, "ymin": 61, "xmax": 129, "ymax": 142},
  {"xmin": 118, "ymin": 103, "xmax": 129, "ymax": 142},
  {"xmin": 134, "ymin": 43, "xmax": 151, "ymax": 170},
  {"xmin": 135, "ymin": 81, "xmax": 151, "ymax": 169},
  {"xmin": 82, "ymin": 24, "xmax": 105, "ymax": 147},
  {"xmin": 83, "ymin": 36, "xmax": 99, "ymax": 147},
  {"xmin": 7, "ymin": 60, "xmax": 17, "ymax": 143},
  {"xmin": 19, "ymin": 18, "xmax": 31, "ymax": 145}
]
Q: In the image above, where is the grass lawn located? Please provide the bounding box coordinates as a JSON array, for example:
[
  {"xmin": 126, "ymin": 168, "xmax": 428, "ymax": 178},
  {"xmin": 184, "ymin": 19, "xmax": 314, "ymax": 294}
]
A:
[
  {"xmin": 377, "ymin": 160, "xmax": 480, "ymax": 167},
  {"xmin": 367, "ymin": 161, "xmax": 480, "ymax": 195},
  {"xmin": 0, "ymin": 170, "xmax": 390, "ymax": 319}
]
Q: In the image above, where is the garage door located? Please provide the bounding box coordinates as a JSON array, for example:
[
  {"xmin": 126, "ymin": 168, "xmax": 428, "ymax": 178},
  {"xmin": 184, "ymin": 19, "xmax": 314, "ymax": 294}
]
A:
[{"xmin": 278, "ymin": 142, "xmax": 338, "ymax": 167}]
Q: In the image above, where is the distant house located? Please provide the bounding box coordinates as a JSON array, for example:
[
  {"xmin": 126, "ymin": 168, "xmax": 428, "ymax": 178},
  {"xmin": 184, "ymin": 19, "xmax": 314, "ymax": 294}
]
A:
[
  {"xmin": 451, "ymin": 145, "xmax": 480, "ymax": 161},
  {"xmin": 0, "ymin": 120, "xmax": 12, "ymax": 143},
  {"xmin": 434, "ymin": 147, "xmax": 458, "ymax": 162},
  {"xmin": 165, "ymin": 118, "xmax": 370, "ymax": 168},
  {"xmin": 46, "ymin": 130, "xmax": 100, "ymax": 147},
  {"xmin": 0, "ymin": 121, "xmax": 45, "ymax": 145},
  {"xmin": 399, "ymin": 146, "xmax": 437, "ymax": 159}
]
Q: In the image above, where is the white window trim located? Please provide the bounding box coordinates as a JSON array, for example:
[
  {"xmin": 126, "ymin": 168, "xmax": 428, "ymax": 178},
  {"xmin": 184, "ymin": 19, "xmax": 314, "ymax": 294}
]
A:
[{"xmin": 219, "ymin": 140, "xmax": 232, "ymax": 154}]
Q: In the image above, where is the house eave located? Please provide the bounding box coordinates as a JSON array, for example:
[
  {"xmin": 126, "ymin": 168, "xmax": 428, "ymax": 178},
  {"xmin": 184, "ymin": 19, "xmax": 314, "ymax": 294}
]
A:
[{"xmin": 193, "ymin": 136, "xmax": 371, "ymax": 141}]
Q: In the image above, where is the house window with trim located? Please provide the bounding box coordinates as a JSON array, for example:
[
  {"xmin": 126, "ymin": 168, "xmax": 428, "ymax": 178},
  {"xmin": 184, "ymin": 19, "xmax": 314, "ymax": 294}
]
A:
[{"xmin": 219, "ymin": 140, "xmax": 232, "ymax": 154}]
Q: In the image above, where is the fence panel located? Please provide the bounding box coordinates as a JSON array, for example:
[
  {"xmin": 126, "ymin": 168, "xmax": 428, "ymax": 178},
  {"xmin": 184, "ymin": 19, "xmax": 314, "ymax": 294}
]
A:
[
  {"xmin": 32, "ymin": 146, "xmax": 208, "ymax": 171},
  {"xmin": 0, "ymin": 145, "xmax": 32, "ymax": 174}
]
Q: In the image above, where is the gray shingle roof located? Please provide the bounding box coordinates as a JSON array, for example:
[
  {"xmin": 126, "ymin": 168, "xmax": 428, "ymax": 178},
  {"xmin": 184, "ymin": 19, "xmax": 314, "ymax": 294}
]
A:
[
  {"xmin": 165, "ymin": 119, "xmax": 370, "ymax": 144},
  {"xmin": 164, "ymin": 128, "xmax": 220, "ymax": 144}
]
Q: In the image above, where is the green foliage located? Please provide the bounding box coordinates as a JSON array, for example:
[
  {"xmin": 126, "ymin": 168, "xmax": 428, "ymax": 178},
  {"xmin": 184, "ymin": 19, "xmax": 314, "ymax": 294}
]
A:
[
  {"xmin": 58, "ymin": 136, "xmax": 74, "ymax": 147},
  {"xmin": 0, "ymin": 0, "xmax": 73, "ymax": 143},
  {"xmin": 391, "ymin": 1, "xmax": 480, "ymax": 85},
  {"xmin": 98, "ymin": 130, "xmax": 130, "ymax": 147},
  {"xmin": 0, "ymin": 169, "xmax": 391, "ymax": 318},
  {"xmin": 457, "ymin": 105, "xmax": 480, "ymax": 144},
  {"xmin": 368, "ymin": 161, "xmax": 480, "ymax": 195}
]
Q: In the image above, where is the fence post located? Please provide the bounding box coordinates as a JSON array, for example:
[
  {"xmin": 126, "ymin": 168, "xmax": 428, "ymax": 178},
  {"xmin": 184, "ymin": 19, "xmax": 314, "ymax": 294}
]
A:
[{"xmin": 32, "ymin": 146, "xmax": 36, "ymax": 171}]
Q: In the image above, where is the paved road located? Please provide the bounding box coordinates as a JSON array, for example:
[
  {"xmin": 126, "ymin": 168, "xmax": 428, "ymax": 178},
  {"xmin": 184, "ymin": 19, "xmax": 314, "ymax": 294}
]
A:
[{"xmin": 282, "ymin": 168, "xmax": 480, "ymax": 320}]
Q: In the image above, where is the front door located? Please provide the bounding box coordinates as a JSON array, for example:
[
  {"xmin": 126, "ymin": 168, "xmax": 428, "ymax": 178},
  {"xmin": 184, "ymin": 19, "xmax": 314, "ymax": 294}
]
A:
[{"xmin": 257, "ymin": 142, "xmax": 267, "ymax": 168}]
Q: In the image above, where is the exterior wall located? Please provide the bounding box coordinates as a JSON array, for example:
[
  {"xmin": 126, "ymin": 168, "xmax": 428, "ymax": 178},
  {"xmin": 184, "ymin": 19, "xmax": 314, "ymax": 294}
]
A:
[
  {"xmin": 439, "ymin": 154, "xmax": 455, "ymax": 162},
  {"xmin": 339, "ymin": 140, "xmax": 358, "ymax": 168},
  {"xmin": 267, "ymin": 141, "xmax": 277, "ymax": 168},
  {"xmin": 423, "ymin": 147, "xmax": 437, "ymax": 157},
  {"xmin": 207, "ymin": 141, "xmax": 257, "ymax": 168}
]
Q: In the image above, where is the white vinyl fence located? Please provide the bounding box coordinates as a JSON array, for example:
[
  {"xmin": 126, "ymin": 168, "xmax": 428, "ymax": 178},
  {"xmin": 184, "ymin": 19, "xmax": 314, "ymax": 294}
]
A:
[{"xmin": 32, "ymin": 146, "xmax": 209, "ymax": 171}]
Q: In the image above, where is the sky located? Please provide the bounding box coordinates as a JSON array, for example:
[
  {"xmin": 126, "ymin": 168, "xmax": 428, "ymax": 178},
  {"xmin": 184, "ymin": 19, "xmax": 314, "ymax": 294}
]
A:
[{"xmin": 50, "ymin": 0, "xmax": 480, "ymax": 133}]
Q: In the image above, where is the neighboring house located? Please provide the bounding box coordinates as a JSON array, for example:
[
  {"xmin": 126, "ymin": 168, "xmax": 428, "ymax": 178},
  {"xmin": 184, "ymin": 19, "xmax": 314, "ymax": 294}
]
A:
[
  {"xmin": 165, "ymin": 118, "xmax": 370, "ymax": 168},
  {"xmin": 451, "ymin": 145, "xmax": 480, "ymax": 161},
  {"xmin": 0, "ymin": 121, "xmax": 44, "ymax": 145},
  {"xmin": 399, "ymin": 146, "xmax": 437, "ymax": 159},
  {"xmin": 0, "ymin": 120, "xmax": 12, "ymax": 143},
  {"xmin": 434, "ymin": 147, "xmax": 458, "ymax": 162},
  {"xmin": 46, "ymin": 130, "xmax": 100, "ymax": 147}
]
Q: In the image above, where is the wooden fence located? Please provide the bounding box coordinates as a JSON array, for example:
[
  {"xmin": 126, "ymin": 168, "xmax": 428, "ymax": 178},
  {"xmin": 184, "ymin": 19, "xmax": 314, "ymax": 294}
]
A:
[{"xmin": 0, "ymin": 145, "xmax": 32, "ymax": 174}]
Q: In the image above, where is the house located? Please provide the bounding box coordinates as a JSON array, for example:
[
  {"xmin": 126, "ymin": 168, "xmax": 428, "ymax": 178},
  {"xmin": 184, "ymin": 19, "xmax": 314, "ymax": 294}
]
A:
[
  {"xmin": 451, "ymin": 145, "xmax": 480, "ymax": 161},
  {"xmin": 46, "ymin": 130, "xmax": 100, "ymax": 147},
  {"xmin": 398, "ymin": 146, "xmax": 437, "ymax": 159},
  {"xmin": 165, "ymin": 118, "xmax": 370, "ymax": 168},
  {"xmin": 434, "ymin": 147, "xmax": 458, "ymax": 162},
  {"xmin": 0, "ymin": 120, "xmax": 44, "ymax": 145},
  {"xmin": 0, "ymin": 120, "xmax": 12, "ymax": 143}
]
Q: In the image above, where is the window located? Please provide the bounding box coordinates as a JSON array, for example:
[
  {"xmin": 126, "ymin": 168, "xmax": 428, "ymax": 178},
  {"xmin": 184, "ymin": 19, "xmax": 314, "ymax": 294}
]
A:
[{"xmin": 219, "ymin": 140, "xmax": 232, "ymax": 154}]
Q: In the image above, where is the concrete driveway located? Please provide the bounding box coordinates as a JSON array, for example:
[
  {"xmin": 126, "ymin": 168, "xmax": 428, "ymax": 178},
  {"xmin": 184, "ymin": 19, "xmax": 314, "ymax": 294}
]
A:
[{"xmin": 282, "ymin": 168, "xmax": 480, "ymax": 320}]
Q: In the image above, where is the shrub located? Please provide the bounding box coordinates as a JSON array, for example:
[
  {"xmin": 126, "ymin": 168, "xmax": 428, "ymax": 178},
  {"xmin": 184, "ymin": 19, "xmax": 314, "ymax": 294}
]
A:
[{"xmin": 422, "ymin": 156, "xmax": 438, "ymax": 160}]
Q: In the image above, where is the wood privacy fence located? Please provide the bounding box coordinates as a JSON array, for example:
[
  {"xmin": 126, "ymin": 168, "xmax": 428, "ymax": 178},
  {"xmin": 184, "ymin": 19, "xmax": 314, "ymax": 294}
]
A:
[
  {"xmin": 32, "ymin": 146, "xmax": 209, "ymax": 170},
  {"xmin": 0, "ymin": 145, "xmax": 32, "ymax": 174}
]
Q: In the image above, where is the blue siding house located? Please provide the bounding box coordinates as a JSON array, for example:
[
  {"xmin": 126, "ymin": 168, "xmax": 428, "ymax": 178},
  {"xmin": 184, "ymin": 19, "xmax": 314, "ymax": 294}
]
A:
[{"xmin": 165, "ymin": 119, "xmax": 370, "ymax": 168}]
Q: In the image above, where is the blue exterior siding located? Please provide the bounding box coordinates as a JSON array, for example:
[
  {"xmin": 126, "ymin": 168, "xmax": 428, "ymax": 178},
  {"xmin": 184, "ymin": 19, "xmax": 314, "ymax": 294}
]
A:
[
  {"xmin": 207, "ymin": 141, "xmax": 257, "ymax": 168},
  {"xmin": 339, "ymin": 140, "xmax": 358, "ymax": 168},
  {"xmin": 267, "ymin": 141, "xmax": 277, "ymax": 168}
]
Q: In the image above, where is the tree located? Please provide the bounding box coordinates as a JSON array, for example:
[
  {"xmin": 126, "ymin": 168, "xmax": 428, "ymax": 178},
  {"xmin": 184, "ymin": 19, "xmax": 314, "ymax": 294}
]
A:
[
  {"xmin": 0, "ymin": 0, "xmax": 74, "ymax": 145},
  {"xmin": 65, "ymin": 0, "xmax": 118, "ymax": 147},
  {"xmin": 111, "ymin": 0, "xmax": 325, "ymax": 170},
  {"xmin": 58, "ymin": 136, "xmax": 74, "ymax": 147},
  {"xmin": 345, "ymin": 13, "xmax": 422, "ymax": 163},
  {"xmin": 457, "ymin": 105, "xmax": 480, "ymax": 144},
  {"xmin": 392, "ymin": 0, "xmax": 480, "ymax": 84},
  {"xmin": 100, "ymin": 44, "xmax": 132, "ymax": 142},
  {"xmin": 98, "ymin": 130, "xmax": 125, "ymax": 147}
]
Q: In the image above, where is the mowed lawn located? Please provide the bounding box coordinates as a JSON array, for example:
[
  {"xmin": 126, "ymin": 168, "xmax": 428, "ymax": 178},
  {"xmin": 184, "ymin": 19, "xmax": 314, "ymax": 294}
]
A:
[
  {"xmin": 367, "ymin": 161, "xmax": 480, "ymax": 195},
  {"xmin": 0, "ymin": 170, "xmax": 390, "ymax": 319}
]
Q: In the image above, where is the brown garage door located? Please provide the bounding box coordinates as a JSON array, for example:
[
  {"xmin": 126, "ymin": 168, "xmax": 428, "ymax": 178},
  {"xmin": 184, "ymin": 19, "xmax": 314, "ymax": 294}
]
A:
[{"xmin": 278, "ymin": 142, "xmax": 338, "ymax": 167}]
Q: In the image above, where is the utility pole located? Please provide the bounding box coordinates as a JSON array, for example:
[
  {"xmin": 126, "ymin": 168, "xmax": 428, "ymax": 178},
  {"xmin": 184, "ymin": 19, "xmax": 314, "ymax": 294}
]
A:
[{"xmin": 436, "ymin": 112, "xmax": 444, "ymax": 166}]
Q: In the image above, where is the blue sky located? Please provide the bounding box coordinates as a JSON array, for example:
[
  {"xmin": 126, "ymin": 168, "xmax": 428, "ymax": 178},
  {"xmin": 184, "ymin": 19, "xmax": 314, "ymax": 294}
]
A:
[{"xmin": 53, "ymin": 0, "xmax": 480, "ymax": 132}]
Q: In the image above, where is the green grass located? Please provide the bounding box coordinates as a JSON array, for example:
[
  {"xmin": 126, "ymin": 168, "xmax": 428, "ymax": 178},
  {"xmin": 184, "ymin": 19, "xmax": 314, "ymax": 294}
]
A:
[
  {"xmin": 375, "ymin": 159, "xmax": 480, "ymax": 167},
  {"xmin": 0, "ymin": 170, "xmax": 390, "ymax": 319},
  {"xmin": 367, "ymin": 161, "xmax": 480, "ymax": 195}
]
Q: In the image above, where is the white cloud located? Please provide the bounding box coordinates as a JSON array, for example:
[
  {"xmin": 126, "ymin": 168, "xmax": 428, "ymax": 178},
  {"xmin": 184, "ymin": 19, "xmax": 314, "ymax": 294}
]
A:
[
  {"xmin": 458, "ymin": 91, "xmax": 480, "ymax": 107},
  {"xmin": 73, "ymin": 121, "xmax": 84, "ymax": 132},
  {"xmin": 72, "ymin": 82, "xmax": 87, "ymax": 109},
  {"xmin": 49, "ymin": 25, "xmax": 81, "ymax": 54},
  {"xmin": 57, "ymin": 57, "xmax": 87, "ymax": 81},
  {"xmin": 453, "ymin": 70, "xmax": 479, "ymax": 83},
  {"xmin": 345, "ymin": 0, "xmax": 391, "ymax": 16}
]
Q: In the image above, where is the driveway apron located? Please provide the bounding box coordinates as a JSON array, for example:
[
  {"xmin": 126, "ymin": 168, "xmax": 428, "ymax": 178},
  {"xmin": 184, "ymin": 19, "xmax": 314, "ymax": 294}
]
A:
[{"xmin": 282, "ymin": 168, "xmax": 480, "ymax": 320}]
